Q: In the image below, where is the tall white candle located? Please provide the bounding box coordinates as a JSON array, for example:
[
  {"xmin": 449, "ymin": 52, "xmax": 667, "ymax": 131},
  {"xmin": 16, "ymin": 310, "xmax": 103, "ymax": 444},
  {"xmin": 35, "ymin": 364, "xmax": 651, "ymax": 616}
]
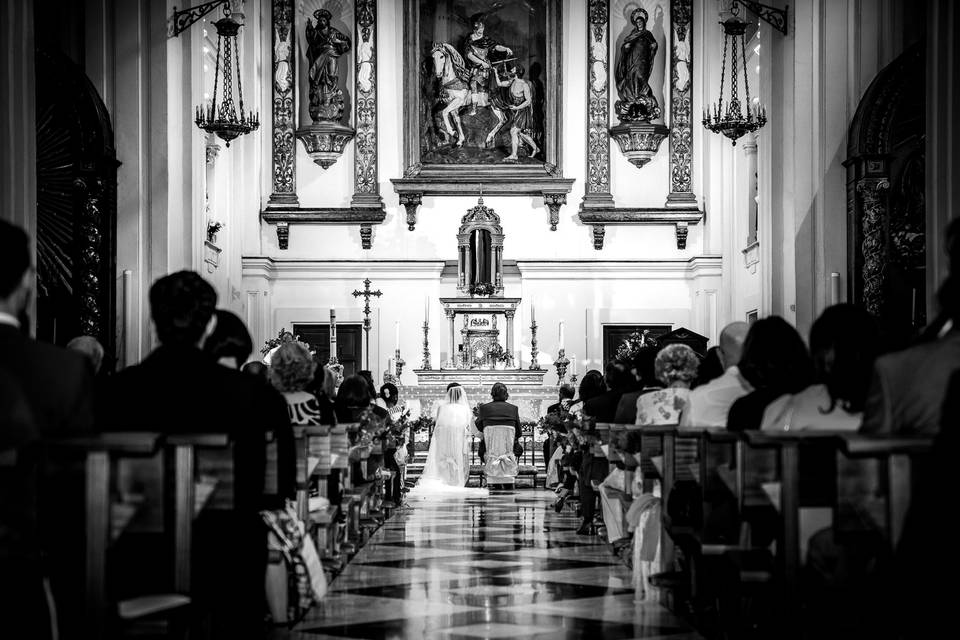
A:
[
  {"xmin": 559, "ymin": 321, "xmax": 565, "ymax": 350},
  {"xmin": 425, "ymin": 297, "xmax": 429, "ymax": 321},
  {"xmin": 395, "ymin": 321, "xmax": 400, "ymax": 351},
  {"xmin": 572, "ymin": 355, "xmax": 577, "ymax": 376},
  {"xmin": 830, "ymin": 272, "xmax": 841, "ymax": 305},
  {"xmin": 531, "ymin": 299, "xmax": 535, "ymax": 324}
]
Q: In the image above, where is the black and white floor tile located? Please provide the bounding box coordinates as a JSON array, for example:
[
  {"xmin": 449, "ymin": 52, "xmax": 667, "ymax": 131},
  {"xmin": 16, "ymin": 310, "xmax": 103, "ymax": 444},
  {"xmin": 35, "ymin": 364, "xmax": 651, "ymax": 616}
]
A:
[{"xmin": 286, "ymin": 490, "xmax": 701, "ymax": 639}]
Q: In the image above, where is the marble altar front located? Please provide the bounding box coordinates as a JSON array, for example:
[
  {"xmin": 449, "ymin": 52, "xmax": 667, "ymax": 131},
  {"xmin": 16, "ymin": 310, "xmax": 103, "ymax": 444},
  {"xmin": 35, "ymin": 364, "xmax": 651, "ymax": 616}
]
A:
[{"xmin": 405, "ymin": 369, "xmax": 554, "ymax": 422}]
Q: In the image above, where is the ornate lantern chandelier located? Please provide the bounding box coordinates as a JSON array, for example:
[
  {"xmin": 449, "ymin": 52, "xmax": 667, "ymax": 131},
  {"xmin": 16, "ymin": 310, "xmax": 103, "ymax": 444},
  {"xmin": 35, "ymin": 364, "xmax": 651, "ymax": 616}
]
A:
[
  {"xmin": 195, "ymin": 6, "xmax": 259, "ymax": 146},
  {"xmin": 702, "ymin": 3, "xmax": 767, "ymax": 145}
]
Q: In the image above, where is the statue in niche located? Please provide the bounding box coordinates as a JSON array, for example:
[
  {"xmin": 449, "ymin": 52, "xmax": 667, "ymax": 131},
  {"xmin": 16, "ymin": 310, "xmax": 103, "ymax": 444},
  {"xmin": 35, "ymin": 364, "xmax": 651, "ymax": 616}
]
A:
[
  {"xmin": 305, "ymin": 8, "xmax": 351, "ymax": 122},
  {"xmin": 615, "ymin": 7, "xmax": 661, "ymax": 122}
]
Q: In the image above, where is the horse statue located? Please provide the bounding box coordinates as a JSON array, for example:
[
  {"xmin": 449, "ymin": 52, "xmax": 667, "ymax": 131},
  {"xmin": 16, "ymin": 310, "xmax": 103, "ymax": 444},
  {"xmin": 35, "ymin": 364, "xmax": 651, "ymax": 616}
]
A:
[{"xmin": 430, "ymin": 42, "xmax": 507, "ymax": 148}]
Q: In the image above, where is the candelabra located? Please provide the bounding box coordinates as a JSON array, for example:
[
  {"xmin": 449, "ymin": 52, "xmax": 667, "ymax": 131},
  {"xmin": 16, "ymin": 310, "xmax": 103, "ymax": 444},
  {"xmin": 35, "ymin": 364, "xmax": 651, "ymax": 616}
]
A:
[
  {"xmin": 529, "ymin": 319, "xmax": 542, "ymax": 370},
  {"xmin": 421, "ymin": 321, "xmax": 432, "ymax": 370},
  {"xmin": 554, "ymin": 348, "xmax": 570, "ymax": 383},
  {"xmin": 394, "ymin": 349, "xmax": 406, "ymax": 382}
]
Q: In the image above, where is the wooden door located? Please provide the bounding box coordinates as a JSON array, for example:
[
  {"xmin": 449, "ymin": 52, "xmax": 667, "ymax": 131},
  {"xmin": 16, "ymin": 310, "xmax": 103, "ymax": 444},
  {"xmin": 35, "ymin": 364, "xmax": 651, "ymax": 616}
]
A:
[{"xmin": 293, "ymin": 324, "xmax": 363, "ymax": 377}]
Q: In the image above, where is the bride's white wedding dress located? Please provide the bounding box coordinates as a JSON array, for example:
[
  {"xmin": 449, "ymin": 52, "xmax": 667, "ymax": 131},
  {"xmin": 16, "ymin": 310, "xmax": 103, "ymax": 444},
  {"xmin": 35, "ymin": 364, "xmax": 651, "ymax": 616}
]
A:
[{"xmin": 409, "ymin": 389, "xmax": 488, "ymax": 497}]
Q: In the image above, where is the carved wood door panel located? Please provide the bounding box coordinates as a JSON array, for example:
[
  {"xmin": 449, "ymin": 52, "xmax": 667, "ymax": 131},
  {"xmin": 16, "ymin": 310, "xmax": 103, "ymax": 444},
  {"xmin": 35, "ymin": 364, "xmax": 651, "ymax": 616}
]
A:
[{"xmin": 294, "ymin": 323, "xmax": 363, "ymax": 378}]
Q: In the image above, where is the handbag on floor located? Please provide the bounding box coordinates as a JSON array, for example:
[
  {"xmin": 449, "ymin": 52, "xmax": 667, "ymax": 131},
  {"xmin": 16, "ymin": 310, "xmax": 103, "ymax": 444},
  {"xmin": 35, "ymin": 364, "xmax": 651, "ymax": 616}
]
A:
[{"xmin": 261, "ymin": 501, "xmax": 328, "ymax": 625}]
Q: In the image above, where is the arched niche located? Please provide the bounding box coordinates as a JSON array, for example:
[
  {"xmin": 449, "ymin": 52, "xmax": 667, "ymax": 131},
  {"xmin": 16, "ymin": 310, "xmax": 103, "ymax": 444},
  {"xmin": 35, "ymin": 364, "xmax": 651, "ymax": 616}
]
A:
[
  {"xmin": 845, "ymin": 42, "xmax": 925, "ymax": 340},
  {"xmin": 457, "ymin": 197, "xmax": 505, "ymax": 296}
]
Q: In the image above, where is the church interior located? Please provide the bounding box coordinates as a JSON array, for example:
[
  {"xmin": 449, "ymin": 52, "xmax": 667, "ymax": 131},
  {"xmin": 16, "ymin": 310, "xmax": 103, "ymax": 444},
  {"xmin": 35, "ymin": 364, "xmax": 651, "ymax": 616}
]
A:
[{"xmin": 1, "ymin": 0, "xmax": 958, "ymax": 638}]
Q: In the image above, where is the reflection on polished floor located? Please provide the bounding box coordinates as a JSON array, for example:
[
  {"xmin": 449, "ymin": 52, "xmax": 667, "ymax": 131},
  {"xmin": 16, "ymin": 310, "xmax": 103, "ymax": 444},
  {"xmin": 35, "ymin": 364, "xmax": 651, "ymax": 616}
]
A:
[{"xmin": 287, "ymin": 490, "xmax": 701, "ymax": 639}]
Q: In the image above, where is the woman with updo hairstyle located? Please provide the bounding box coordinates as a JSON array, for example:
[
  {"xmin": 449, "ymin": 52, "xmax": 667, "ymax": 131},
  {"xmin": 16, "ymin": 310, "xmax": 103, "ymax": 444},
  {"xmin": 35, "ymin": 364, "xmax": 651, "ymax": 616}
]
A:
[
  {"xmin": 268, "ymin": 342, "xmax": 334, "ymax": 425},
  {"xmin": 635, "ymin": 344, "xmax": 700, "ymax": 425},
  {"xmin": 567, "ymin": 369, "xmax": 605, "ymax": 418}
]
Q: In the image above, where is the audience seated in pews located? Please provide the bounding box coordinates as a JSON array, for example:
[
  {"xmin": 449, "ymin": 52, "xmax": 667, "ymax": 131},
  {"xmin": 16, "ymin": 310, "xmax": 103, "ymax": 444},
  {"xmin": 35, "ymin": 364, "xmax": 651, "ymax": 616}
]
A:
[
  {"xmin": 635, "ymin": 344, "xmax": 699, "ymax": 426},
  {"xmin": 101, "ymin": 270, "xmax": 295, "ymax": 637},
  {"xmin": 66, "ymin": 335, "xmax": 105, "ymax": 375},
  {"xmin": 205, "ymin": 309, "xmax": 253, "ymax": 371},
  {"xmin": 693, "ymin": 345, "xmax": 724, "ymax": 388},
  {"xmin": 583, "ymin": 363, "xmax": 631, "ymax": 423},
  {"xmin": 269, "ymin": 341, "xmax": 336, "ymax": 426},
  {"xmin": 761, "ymin": 304, "xmax": 879, "ymax": 432},
  {"xmin": 680, "ymin": 322, "xmax": 750, "ymax": 427},
  {"xmin": 567, "ymin": 369, "xmax": 603, "ymax": 418},
  {"xmin": 727, "ymin": 316, "xmax": 814, "ymax": 431},
  {"xmin": 613, "ymin": 346, "xmax": 660, "ymax": 424}
]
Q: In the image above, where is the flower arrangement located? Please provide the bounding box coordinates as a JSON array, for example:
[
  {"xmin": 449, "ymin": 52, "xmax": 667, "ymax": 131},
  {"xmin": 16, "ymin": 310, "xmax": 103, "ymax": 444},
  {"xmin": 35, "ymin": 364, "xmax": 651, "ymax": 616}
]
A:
[
  {"xmin": 469, "ymin": 282, "xmax": 495, "ymax": 297},
  {"xmin": 486, "ymin": 342, "xmax": 511, "ymax": 364},
  {"xmin": 206, "ymin": 220, "xmax": 224, "ymax": 242},
  {"xmin": 614, "ymin": 329, "xmax": 659, "ymax": 365}
]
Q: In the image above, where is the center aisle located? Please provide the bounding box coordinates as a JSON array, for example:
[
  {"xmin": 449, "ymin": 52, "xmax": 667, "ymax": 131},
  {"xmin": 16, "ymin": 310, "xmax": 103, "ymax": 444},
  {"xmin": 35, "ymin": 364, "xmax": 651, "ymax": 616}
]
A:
[{"xmin": 286, "ymin": 490, "xmax": 702, "ymax": 639}]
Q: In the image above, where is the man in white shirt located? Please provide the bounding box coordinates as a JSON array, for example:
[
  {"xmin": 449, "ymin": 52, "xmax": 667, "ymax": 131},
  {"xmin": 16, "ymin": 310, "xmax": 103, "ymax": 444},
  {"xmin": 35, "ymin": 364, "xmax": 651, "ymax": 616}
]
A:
[{"xmin": 680, "ymin": 322, "xmax": 751, "ymax": 427}]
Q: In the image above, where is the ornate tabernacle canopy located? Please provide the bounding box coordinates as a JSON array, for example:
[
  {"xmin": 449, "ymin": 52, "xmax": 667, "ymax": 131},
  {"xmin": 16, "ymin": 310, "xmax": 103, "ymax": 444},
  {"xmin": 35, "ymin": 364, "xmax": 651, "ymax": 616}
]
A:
[{"xmin": 458, "ymin": 196, "xmax": 505, "ymax": 296}]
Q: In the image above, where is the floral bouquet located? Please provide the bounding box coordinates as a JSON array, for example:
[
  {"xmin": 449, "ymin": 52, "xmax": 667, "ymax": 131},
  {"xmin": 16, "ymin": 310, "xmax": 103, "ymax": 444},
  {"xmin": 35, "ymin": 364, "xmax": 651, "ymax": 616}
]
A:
[
  {"xmin": 469, "ymin": 282, "xmax": 495, "ymax": 297},
  {"xmin": 614, "ymin": 329, "xmax": 659, "ymax": 365}
]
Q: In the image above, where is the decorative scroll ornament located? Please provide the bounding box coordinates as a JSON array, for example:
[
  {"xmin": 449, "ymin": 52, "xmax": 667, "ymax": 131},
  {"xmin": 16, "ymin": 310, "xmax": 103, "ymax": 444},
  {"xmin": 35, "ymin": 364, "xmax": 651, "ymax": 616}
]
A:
[
  {"xmin": 195, "ymin": 8, "xmax": 260, "ymax": 146},
  {"xmin": 75, "ymin": 177, "xmax": 103, "ymax": 337},
  {"xmin": 702, "ymin": 5, "xmax": 767, "ymax": 145},
  {"xmin": 667, "ymin": 0, "xmax": 696, "ymax": 205},
  {"xmin": 858, "ymin": 178, "xmax": 890, "ymax": 316},
  {"xmin": 268, "ymin": 0, "xmax": 297, "ymax": 205},
  {"xmin": 296, "ymin": 7, "xmax": 355, "ymax": 168},
  {"xmin": 610, "ymin": 122, "xmax": 670, "ymax": 169}
]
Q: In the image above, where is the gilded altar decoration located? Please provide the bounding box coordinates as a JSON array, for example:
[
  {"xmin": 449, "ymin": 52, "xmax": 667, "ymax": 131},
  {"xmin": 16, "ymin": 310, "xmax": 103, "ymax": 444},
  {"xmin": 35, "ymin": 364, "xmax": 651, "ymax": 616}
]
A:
[
  {"xmin": 296, "ymin": 7, "xmax": 356, "ymax": 168},
  {"xmin": 609, "ymin": 6, "xmax": 668, "ymax": 169},
  {"xmin": 392, "ymin": 0, "xmax": 572, "ymax": 231}
]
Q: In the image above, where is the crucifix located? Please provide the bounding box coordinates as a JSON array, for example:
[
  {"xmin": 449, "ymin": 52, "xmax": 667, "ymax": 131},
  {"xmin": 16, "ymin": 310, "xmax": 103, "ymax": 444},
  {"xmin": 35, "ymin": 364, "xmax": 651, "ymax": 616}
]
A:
[{"xmin": 352, "ymin": 278, "xmax": 382, "ymax": 370}]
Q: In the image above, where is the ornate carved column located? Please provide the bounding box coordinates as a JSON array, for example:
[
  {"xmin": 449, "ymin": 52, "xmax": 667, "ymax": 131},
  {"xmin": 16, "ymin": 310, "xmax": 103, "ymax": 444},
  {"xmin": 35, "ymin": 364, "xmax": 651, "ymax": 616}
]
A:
[
  {"xmin": 266, "ymin": 0, "xmax": 297, "ymax": 207},
  {"xmin": 351, "ymin": 0, "xmax": 382, "ymax": 210},
  {"xmin": 581, "ymin": 0, "xmax": 615, "ymax": 213},
  {"xmin": 665, "ymin": 0, "xmax": 697, "ymax": 208},
  {"xmin": 504, "ymin": 310, "xmax": 515, "ymax": 366},
  {"xmin": 857, "ymin": 178, "xmax": 890, "ymax": 316},
  {"xmin": 446, "ymin": 309, "xmax": 456, "ymax": 368}
]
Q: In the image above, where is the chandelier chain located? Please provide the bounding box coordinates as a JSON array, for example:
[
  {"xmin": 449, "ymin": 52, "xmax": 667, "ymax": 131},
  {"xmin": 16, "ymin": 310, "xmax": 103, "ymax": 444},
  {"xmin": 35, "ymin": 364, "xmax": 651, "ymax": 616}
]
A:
[
  {"xmin": 718, "ymin": 33, "xmax": 728, "ymax": 118},
  {"xmin": 729, "ymin": 31, "xmax": 739, "ymax": 117},
  {"xmin": 219, "ymin": 30, "xmax": 235, "ymax": 121},
  {"xmin": 211, "ymin": 29, "xmax": 222, "ymax": 115},
  {"xmin": 741, "ymin": 32, "xmax": 752, "ymax": 109},
  {"xmin": 233, "ymin": 35, "xmax": 245, "ymax": 116}
]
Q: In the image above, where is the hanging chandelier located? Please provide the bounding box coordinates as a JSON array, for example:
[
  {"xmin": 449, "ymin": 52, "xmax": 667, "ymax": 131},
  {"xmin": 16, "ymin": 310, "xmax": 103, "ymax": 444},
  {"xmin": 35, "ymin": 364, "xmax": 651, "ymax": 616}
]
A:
[
  {"xmin": 195, "ymin": 6, "xmax": 259, "ymax": 146},
  {"xmin": 702, "ymin": 3, "xmax": 766, "ymax": 145}
]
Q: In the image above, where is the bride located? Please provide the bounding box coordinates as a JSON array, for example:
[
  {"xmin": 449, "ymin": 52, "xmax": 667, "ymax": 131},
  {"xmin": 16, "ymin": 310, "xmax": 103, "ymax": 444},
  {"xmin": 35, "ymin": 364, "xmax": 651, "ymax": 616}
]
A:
[{"xmin": 416, "ymin": 384, "xmax": 477, "ymax": 491}]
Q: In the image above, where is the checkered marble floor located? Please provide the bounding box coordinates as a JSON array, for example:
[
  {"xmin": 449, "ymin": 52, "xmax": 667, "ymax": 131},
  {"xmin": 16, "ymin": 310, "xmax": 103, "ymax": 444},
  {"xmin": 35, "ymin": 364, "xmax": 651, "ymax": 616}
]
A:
[{"xmin": 283, "ymin": 490, "xmax": 701, "ymax": 639}]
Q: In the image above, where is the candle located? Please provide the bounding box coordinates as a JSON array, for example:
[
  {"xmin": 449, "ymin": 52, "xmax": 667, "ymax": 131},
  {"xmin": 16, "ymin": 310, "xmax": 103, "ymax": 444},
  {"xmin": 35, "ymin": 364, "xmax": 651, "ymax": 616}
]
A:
[
  {"xmin": 531, "ymin": 299, "xmax": 535, "ymax": 324},
  {"xmin": 559, "ymin": 321, "xmax": 565, "ymax": 350},
  {"xmin": 425, "ymin": 297, "xmax": 429, "ymax": 321},
  {"xmin": 395, "ymin": 321, "xmax": 400, "ymax": 351},
  {"xmin": 572, "ymin": 355, "xmax": 577, "ymax": 376},
  {"xmin": 830, "ymin": 272, "xmax": 841, "ymax": 305},
  {"xmin": 329, "ymin": 309, "xmax": 337, "ymax": 340}
]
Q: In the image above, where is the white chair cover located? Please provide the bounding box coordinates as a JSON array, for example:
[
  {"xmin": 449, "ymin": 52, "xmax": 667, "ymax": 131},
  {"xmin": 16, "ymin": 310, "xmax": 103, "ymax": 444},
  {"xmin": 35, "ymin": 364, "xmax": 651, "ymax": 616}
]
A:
[{"xmin": 483, "ymin": 425, "xmax": 518, "ymax": 482}]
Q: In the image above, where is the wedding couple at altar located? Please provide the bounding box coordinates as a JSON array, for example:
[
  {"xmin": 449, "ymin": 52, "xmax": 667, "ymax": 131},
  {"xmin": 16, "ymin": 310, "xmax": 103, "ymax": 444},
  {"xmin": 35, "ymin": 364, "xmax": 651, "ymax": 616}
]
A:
[{"xmin": 414, "ymin": 382, "xmax": 522, "ymax": 495}]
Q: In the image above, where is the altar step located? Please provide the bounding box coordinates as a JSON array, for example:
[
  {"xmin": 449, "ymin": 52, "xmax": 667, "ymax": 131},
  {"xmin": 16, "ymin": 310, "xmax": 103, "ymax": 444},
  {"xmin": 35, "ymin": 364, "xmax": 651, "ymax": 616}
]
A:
[{"xmin": 403, "ymin": 451, "xmax": 550, "ymax": 490}]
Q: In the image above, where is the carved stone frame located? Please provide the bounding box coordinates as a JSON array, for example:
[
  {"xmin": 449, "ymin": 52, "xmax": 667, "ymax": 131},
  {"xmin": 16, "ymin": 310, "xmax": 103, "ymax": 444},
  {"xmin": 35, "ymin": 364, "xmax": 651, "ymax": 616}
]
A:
[
  {"xmin": 578, "ymin": 0, "xmax": 701, "ymax": 250},
  {"xmin": 261, "ymin": 0, "xmax": 385, "ymax": 250},
  {"xmin": 391, "ymin": 0, "xmax": 573, "ymax": 231}
]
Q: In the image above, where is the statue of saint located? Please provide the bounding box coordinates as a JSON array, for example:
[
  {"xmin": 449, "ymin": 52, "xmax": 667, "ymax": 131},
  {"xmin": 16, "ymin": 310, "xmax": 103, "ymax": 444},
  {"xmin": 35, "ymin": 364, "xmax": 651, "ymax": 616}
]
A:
[
  {"xmin": 304, "ymin": 9, "xmax": 351, "ymax": 122},
  {"xmin": 462, "ymin": 12, "xmax": 513, "ymax": 116},
  {"xmin": 614, "ymin": 8, "xmax": 661, "ymax": 122}
]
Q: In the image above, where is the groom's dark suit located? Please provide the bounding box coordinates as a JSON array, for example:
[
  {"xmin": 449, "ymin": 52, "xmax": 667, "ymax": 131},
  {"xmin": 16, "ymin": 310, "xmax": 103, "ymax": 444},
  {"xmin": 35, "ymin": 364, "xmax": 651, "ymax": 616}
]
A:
[{"xmin": 475, "ymin": 400, "xmax": 521, "ymax": 462}]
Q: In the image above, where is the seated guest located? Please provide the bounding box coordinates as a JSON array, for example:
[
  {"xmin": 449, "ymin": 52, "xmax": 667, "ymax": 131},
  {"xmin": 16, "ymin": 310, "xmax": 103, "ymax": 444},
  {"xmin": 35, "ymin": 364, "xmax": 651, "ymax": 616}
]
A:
[
  {"xmin": 547, "ymin": 383, "xmax": 576, "ymax": 415},
  {"xmin": 66, "ymin": 335, "xmax": 105, "ymax": 375},
  {"xmin": 636, "ymin": 344, "xmax": 699, "ymax": 425},
  {"xmin": 762, "ymin": 304, "xmax": 878, "ymax": 432},
  {"xmin": 727, "ymin": 317, "xmax": 813, "ymax": 431},
  {"xmin": 102, "ymin": 271, "xmax": 293, "ymax": 637},
  {"xmin": 204, "ymin": 309, "xmax": 253, "ymax": 370},
  {"xmin": 693, "ymin": 346, "xmax": 724, "ymax": 388},
  {"xmin": 0, "ymin": 220, "xmax": 93, "ymax": 436},
  {"xmin": 378, "ymin": 383, "xmax": 404, "ymax": 504},
  {"xmin": 335, "ymin": 374, "xmax": 385, "ymax": 423},
  {"xmin": 241, "ymin": 360, "xmax": 268, "ymax": 380},
  {"xmin": 614, "ymin": 346, "xmax": 661, "ymax": 424},
  {"xmin": 269, "ymin": 341, "xmax": 335, "ymax": 426},
  {"xmin": 582, "ymin": 363, "xmax": 630, "ymax": 423},
  {"xmin": 680, "ymin": 322, "xmax": 750, "ymax": 427},
  {"xmin": 862, "ymin": 275, "xmax": 960, "ymax": 435},
  {"xmin": 379, "ymin": 383, "xmax": 404, "ymax": 421},
  {"xmin": 568, "ymin": 369, "xmax": 604, "ymax": 418}
]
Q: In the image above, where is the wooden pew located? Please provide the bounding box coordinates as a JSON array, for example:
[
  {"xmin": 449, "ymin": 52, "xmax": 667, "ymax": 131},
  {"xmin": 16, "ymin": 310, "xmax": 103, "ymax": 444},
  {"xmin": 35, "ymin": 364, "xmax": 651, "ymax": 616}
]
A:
[{"xmin": 48, "ymin": 432, "xmax": 191, "ymax": 639}]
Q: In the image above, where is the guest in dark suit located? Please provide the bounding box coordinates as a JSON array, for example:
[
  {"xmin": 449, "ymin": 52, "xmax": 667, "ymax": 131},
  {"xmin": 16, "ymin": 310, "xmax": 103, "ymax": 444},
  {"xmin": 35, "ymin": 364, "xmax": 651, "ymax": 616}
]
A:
[
  {"xmin": 475, "ymin": 382, "xmax": 521, "ymax": 463},
  {"xmin": 0, "ymin": 220, "xmax": 94, "ymax": 437},
  {"xmin": 102, "ymin": 271, "xmax": 292, "ymax": 638},
  {"xmin": 582, "ymin": 363, "xmax": 630, "ymax": 423}
]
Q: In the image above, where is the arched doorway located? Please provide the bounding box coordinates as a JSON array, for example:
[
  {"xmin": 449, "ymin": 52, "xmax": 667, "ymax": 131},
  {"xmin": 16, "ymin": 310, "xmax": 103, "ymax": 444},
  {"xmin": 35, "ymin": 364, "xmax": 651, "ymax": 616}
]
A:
[
  {"xmin": 845, "ymin": 43, "xmax": 925, "ymax": 343},
  {"xmin": 35, "ymin": 47, "xmax": 118, "ymax": 369}
]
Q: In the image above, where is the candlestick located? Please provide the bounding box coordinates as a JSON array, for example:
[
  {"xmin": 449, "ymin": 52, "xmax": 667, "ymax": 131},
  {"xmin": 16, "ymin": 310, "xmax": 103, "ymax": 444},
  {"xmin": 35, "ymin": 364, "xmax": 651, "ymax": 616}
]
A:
[
  {"xmin": 529, "ymin": 318, "xmax": 542, "ymax": 370},
  {"xmin": 394, "ymin": 348, "xmax": 406, "ymax": 383},
  {"xmin": 421, "ymin": 319, "xmax": 432, "ymax": 370}
]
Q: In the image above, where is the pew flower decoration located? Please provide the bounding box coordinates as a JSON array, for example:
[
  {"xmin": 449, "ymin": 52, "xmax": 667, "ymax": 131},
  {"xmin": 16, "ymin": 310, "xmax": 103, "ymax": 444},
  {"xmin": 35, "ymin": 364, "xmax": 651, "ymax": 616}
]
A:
[{"xmin": 614, "ymin": 329, "xmax": 659, "ymax": 365}]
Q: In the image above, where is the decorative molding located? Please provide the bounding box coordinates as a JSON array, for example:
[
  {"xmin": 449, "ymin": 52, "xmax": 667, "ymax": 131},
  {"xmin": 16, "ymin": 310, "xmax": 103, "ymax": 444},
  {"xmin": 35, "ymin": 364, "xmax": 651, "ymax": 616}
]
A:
[
  {"xmin": 666, "ymin": 0, "xmax": 696, "ymax": 207},
  {"xmin": 858, "ymin": 178, "xmax": 890, "ymax": 316},
  {"xmin": 295, "ymin": 122, "xmax": 355, "ymax": 168},
  {"xmin": 75, "ymin": 177, "xmax": 103, "ymax": 337},
  {"xmin": 267, "ymin": 0, "xmax": 297, "ymax": 207},
  {"xmin": 544, "ymin": 193, "xmax": 566, "ymax": 231},
  {"xmin": 582, "ymin": 0, "xmax": 614, "ymax": 210},
  {"xmin": 610, "ymin": 122, "xmax": 669, "ymax": 169},
  {"xmin": 399, "ymin": 193, "xmax": 422, "ymax": 231},
  {"xmin": 578, "ymin": 208, "xmax": 703, "ymax": 250},
  {"xmin": 351, "ymin": 0, "xmax": 382, "ymax": 209},
  {"xmin": 262, "ymin": 207, "xmax": 386, "ymax": 250}
]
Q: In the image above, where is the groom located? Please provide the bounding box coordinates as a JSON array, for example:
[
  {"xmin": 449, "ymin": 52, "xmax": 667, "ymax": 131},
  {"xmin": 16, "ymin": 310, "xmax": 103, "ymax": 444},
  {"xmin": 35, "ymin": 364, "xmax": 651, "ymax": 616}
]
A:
[{"xmin": 475, "ymin": 382, "xmax": 522, "ymax": 462}]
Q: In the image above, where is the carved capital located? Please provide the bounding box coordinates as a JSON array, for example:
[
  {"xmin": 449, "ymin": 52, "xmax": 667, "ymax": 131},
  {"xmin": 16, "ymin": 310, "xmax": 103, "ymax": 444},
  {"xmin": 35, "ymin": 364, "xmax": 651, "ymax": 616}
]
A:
[
  {"xmin": 504, "ymin": 310, "xmax": 516, "ymax": 319},
  {"xmin": 610, "ymin": 122, "xmax": 670, "ymax": 169},
  {"xmin": 360, "ymin": 223, "xmax": 373, "ymax": 250},
  {"xmin": 276, "ymin": 221, "xmax": 289, "ymax": 250},
  {"xmin": 675, "ymin": 222, "xmax": 689, "ymax": 250},
  {"xmin": 296, "ymin": 122, "xmax": 356, "ymax": 169},
  {"xmin": 205, "ymin": 142, "xmax": 221, "ymax": 165},
  {"xmin": 592, "ymin": 224, "xmax": 606, "ymax": 250},
  {"xmin": 544, "ymin": 193, "xmax": 566, "ymax": 231},
  {"xmin": 445, "ymin": 309, "xmax": 456, "ymax": 319},
  {"xmin": 400, "ymin": 192, "xmax": 422, "ymax": 231}
]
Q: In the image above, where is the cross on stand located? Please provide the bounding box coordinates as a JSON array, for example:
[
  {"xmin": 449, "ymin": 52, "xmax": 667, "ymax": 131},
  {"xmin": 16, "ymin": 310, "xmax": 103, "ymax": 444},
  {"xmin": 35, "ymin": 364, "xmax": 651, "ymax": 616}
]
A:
[{"xmin": 352, "ymin": 278, "xmax": 382, "ymax": 370}]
